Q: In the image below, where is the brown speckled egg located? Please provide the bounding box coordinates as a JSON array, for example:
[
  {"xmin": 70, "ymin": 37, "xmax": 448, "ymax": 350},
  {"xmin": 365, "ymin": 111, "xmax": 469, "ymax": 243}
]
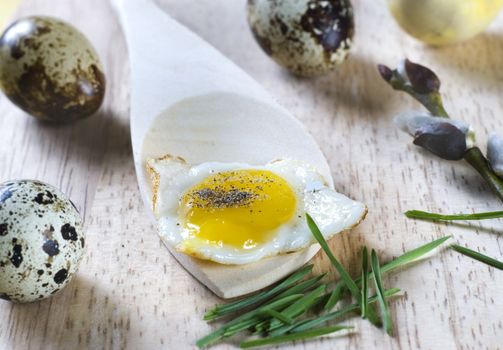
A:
[
  {"xmin": 0, "ymin": 180, "xmax": 84, "ymax": 303},
  {"xmin": 0, "ymin": 16, "xmax": 105, "ymax": 122},
  {"xmin": 247, "ymin": 0, "xmax": 354, "ymax": 77}
]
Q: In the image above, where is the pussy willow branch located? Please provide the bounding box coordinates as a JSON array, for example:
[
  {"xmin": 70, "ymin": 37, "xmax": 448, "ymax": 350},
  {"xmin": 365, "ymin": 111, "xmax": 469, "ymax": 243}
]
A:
[
  {"xmin": 379, "ymin": 65, "xmax": 449, "ymax": 118},
  {"xmin": 464, "ymin": 147, "xmax": 503, "ymax": 200},
  {"xmin": 378, "ymin": 63, "xmax": 503, "ymax": 202}
]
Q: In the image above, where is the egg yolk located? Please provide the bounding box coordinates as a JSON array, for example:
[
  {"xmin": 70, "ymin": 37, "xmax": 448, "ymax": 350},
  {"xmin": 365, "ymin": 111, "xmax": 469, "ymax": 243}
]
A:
[{"xmin": 180, "ymin": 169, "xmax": 297, "ymax": 250}]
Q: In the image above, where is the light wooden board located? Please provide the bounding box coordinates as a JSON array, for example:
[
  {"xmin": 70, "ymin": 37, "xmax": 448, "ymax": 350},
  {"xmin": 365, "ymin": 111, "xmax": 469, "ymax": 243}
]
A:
[{"xmin": 0, "ymin": 0, "xmax": 502, "ymax": 349}]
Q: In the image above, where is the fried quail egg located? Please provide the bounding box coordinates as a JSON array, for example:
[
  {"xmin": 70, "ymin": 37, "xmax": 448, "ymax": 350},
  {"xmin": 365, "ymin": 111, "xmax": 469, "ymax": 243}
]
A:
[
  {"xmin": 0, "ymin": 180, "xmax": 84, "ymax": 303},
  {"xmin": 247, "ymin": 0, "xmax": 354, "ymax": 77},
  {"xmin": 147, "ymin": 156, "xmax": 366, "ymax": 265}
]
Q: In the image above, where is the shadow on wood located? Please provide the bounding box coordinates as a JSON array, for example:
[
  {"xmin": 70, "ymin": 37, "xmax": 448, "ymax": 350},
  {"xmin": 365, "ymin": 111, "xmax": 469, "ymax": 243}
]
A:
[
  {"xmin": 1, "ymin": 108, "xmax": 131, "ymax": 221},
  {"xmin": 274, "ymin": 54, "xmax": 401, "ymax": 119},
  {"xmin": 1, "ymin": 275, "xmax": 141, "ymax": 350}
]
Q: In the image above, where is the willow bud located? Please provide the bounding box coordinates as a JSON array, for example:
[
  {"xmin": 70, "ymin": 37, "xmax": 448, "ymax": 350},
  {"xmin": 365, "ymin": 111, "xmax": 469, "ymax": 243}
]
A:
[
  {"xmin": 377, "ymin": 64, "xmax": 393, "ymax": 82},
  {"xmin": 487, "ymin": 134, "xmax": 503, "ymax": 177},
  {"xmin": 403, "ymin": 59, "xmax": 440, "ymax": 94},
  {"xmin": 395, "ymin": 112, "xmax": 473, "ymax": 160}
]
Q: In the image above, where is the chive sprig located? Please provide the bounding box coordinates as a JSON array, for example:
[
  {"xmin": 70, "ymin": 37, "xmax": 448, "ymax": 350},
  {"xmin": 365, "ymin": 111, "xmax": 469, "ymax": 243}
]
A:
[{"xmin": 197, "ymin": 216, "xmax": 450, "ymax": 348}]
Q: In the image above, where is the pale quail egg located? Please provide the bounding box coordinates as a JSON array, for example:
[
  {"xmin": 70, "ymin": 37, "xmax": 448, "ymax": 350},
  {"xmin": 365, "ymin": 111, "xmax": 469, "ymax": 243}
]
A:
[
  {"xmin": 387, "ymin": 0, "xmax": 503, "ymax": 46},
  {"xmin": 247, "ymin": 0, "xmax": 354, "ymax": 77},
  {"xmin": 0, "ymin": 16, "xmax": 105, "ymax": 122},
  {"xmin": 0, "ymin": 180, "xmax": 85, "ymax": 303},
  {"xmin": 147, "ymin": 156, "xmax": 367, "ymax": 265}
]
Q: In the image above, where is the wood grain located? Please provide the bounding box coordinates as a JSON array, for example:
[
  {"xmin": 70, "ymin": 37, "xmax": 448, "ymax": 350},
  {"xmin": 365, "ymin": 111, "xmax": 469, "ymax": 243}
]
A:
[{"xmin": 1, "ymin": 0, "xmax": 502, "ymax": 349}]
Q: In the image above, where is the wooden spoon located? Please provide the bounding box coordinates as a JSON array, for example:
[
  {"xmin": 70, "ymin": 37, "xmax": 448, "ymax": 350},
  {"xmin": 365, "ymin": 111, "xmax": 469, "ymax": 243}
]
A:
[{"xmin": 112, "ymin": 0, "xmax": 333, "ymax": 298}]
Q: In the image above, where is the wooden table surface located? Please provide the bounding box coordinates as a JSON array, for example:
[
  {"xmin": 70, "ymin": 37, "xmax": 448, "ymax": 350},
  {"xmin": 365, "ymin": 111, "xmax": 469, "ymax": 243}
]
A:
[{"xmin": 1, "ymin": 1, "xmax": 503, "ymax": 349}]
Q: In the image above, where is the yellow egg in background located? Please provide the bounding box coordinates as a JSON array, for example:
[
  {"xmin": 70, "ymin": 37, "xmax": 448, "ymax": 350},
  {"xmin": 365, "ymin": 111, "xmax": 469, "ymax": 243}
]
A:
[
  {"xmin": 387, "ymin": 0, "xmax": 503, "ymax": 45},
  {"xmin": 0, "ymin": 0, "xmax": 22, "ymax": 30}
]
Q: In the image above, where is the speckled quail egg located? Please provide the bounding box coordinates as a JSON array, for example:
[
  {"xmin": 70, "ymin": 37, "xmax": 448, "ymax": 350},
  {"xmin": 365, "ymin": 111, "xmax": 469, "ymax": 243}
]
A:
[
  {"xmin": 0, "ymin": 16, "xmax": 105, "ymax": 122},
  {"xmin": 247, "ymin": 0, "xmax": 354, "ymax": 77},
  {"xmin": 0, "ymin": 180, "xmax": 85, "ymax": 303}
]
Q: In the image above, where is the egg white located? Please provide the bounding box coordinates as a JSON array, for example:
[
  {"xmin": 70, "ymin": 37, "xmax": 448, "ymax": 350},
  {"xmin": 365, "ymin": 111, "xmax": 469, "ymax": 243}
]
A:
[{"xmin": 147, "ymin": 156, "xmax": 367, "ymax": 265}]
